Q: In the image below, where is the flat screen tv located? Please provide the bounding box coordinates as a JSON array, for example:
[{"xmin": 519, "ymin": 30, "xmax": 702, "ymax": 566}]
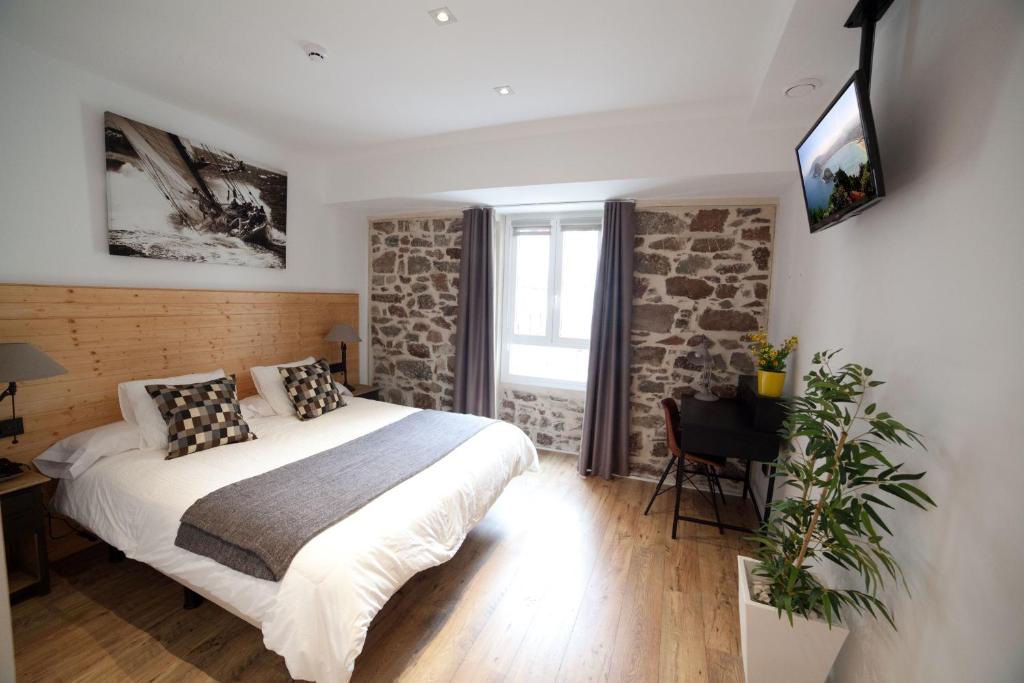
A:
[{"xmin": 796, "ymin": 71, "xmax": 885, "ymax": 233}]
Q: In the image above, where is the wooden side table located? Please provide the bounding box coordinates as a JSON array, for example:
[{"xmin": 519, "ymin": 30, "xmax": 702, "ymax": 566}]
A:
[
  {"xmin": 1, "ymin": 470, "xmax": 50, "ymax": 603},
  {"xmin": 348, "ymin": 384, "xmax": 381, "ymax": 401}
]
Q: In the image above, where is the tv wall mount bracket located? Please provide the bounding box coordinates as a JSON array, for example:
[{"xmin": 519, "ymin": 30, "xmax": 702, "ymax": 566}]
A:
[{"xmin": 845, "ymin": 0, "xmax": 894, "ymax": 87}]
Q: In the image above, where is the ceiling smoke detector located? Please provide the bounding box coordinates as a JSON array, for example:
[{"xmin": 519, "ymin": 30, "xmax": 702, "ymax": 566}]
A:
[
  {"xmin": 428, "ymin": 7, "xmax": 457, "ymax": 25},
  {"xmin": 784, "ymin": 78, "xmax": 821, "ymax": 98},
  {"xmin": 303, "ymin": 42, "xmax": 327, "ymax": 63}
]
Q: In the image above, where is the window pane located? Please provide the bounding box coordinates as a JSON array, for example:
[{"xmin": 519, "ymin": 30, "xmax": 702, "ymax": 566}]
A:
[
  {"xmin": 558, "ymin": 228, "xmax": 601, "ymax": 339},
  {"xmin": 512, "ymin": 230, "xmax": 550, "ymax": 336},
  {"xmin": 508, "ymin": 343, "xmax": 590, "ymax": 385}
]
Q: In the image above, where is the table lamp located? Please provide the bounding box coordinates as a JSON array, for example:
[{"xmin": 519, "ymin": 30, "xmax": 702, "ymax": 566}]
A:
[
  {"xmin": 324, "ymin": 324, "xmax": 360, "ymax": 390},
  {"xmin": 0, "ymin": 343, "xmax": 67, "ymax": 443}
]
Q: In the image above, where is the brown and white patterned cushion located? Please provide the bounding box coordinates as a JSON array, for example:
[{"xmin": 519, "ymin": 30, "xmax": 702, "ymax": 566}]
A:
[
  {"xmin": 278, "ymin": 359, "xmax": 346, "ymax": 420},
  {"xmin": 146, "ymin": 376, "xmax": 256, "ymax": 460}
]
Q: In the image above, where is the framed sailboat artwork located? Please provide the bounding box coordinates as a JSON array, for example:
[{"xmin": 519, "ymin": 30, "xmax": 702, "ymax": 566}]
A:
[{"xmin": 104, "ymin": 112, "xmax": 287, "ymax": 269}]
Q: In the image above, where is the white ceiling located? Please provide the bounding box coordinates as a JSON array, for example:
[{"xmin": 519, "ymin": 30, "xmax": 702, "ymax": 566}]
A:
[
  {"xmin": 337, "ymin": 172, "xmax": 797, "ymax": 216},
  {"xmin": 0, "ymin": 0, "xmax": 819, "ymax": 149}
]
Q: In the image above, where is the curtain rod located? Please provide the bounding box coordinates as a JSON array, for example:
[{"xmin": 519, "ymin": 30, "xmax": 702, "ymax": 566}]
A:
[{"xmin": 459, "ymin": 198, "xmax": 637, "ymax": 211}]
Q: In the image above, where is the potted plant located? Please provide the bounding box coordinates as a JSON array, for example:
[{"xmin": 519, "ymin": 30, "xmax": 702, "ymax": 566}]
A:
[
  {"xmin": 740, "ymin": 350, "xmax": 935, "ymax": 683},
  {"xmin": 746, "ymin": 331, "xmax": 798, "ymax": 397}
]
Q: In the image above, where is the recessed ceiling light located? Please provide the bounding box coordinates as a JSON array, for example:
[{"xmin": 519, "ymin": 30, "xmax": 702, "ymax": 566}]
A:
[
  {"xmin": 784, "ymin": 78, "xmax": 821, "ymax": 98},
  {"xmin": 428, "ymin": 7, "xmax": 456, "ymax": 25},
  {"xmin": 494, "ymin": 85, "xmax": 514, "ymax": 96}
]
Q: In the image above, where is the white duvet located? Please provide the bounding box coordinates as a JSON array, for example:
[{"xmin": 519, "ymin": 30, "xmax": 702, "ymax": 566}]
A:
[{"xmin": 54, "ymin": 398, "xmax": 539, "ymax": 682}]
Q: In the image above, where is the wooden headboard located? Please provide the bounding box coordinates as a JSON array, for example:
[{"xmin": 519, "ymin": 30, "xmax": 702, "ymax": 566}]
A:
[{"xmin": 0, "ymin": 284, "xmax": 359, "ymax": 464}]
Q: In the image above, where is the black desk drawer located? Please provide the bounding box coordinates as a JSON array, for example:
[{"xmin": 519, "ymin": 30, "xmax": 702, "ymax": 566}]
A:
[
  {"xmin": 1, "ymin": 487, "xmax": 39, "ymax": 518},
  {"xmin": 2, "ymin": 510, "xmax": 39, "ymax": 539},
  {"xmin": 682, "ymin": 426, "xmax": 779, "ymax": 462}
]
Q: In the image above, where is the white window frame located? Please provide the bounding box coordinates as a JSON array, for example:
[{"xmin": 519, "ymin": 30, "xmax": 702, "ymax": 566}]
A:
[{"xmin": 500, "ymin": 211, "xmax": 603, "ymax": 391}]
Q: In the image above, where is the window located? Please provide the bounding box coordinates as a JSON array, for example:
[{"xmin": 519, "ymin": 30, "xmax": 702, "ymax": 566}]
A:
[{"xmin": 501, "ymin": 212, "xmax": 602, "ymax": 389}]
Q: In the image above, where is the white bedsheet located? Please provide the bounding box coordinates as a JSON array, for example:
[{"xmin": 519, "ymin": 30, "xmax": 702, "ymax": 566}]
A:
[{"xmin": 54, "ymin": 398, "xmax": 539, "ymax": 682}]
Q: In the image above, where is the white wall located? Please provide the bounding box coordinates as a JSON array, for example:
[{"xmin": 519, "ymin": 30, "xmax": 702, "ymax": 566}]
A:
[
  {"xmin": 0, "ymin": 38, "xmax": 370, "ymax": 379},
  {"xmin": 768, "ymin": 0, "xmax": 1023, "ymax": 680}
]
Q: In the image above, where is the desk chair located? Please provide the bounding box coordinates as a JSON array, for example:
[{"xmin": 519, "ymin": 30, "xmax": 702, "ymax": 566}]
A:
[{"xmin": 643, "ymin": 397, "xmax": 728, "ymax": 534}]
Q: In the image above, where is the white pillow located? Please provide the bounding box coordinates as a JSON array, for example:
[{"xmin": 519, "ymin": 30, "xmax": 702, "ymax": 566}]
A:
[
  {"xmin": 118, "ymin": 368, "xmax": 226, "ymax": 449},
  {"xmin": 239, "ymin": 395, "xmax": 276, "ymax": 420},
  {"xmin": 34, "ymin": 421, "xmax": 142, "ymax": 480},
  {"xmin": 250, "ymin": 357, "xmax": 315, "ymax": 416}
]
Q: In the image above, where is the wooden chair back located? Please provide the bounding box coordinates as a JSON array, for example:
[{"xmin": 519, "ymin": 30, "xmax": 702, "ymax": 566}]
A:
[{"xmin": 661, "ymin": 398, "xmax": 683, "ymax": 459}]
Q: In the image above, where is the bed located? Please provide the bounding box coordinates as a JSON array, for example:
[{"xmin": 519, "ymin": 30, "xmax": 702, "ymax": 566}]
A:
[{"xmin": 53, "ymin": 396, "xmax": 539, "ymax": 682}]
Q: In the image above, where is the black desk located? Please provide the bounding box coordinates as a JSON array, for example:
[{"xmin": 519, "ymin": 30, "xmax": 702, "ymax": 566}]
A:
[{"xmin": 672, "ymin": 381, "xmax": 783, "ymax": 537}]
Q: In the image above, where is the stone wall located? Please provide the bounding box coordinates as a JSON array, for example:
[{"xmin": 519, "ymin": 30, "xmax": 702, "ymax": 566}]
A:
[
  {"xmin": 369, "ymin": 216, "xmax": 462, "ymax": 411},
  {"xmin": 498, "ymin": 386, "xmax": 586, "ymax": 454},
  {"xmin": 629, "ymin": 205, "xmax": 774, "ymax": 479},
  {"xmin": 368, "ymin": 204, "xmax": 775, "ymax": 481}
]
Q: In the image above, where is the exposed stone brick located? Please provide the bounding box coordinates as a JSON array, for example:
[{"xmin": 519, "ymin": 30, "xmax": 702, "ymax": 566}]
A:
[
  {"xmin": 372, "ymin": 251, "xmax": 396, "ymax": 273},
  {"xmin": 689, "ymin": 209, "xmax": 729, "ymax": 232},
  {"xmin": 715, "ymin": 263, "xmax": 751, "ymax": 275},
  {"xmin": 633, "ymin": 304, "xmax": 677, "ymax": 333},
  {"xmin": 407, "ymin": 255, "xmax": 432, "ymax": 274},
  {"xmin": 666, "ymin": 276, "xmax": 714, "ymax": 299},
  {"xmin": 413, "ymin": 393, "xmax": 437, "ymax": 409},
  {"xmin": 742, "ymin": 225, "xmax": 771, "ymax": 242},
  {"xmin": 633, "ymin": 346, "xmax": 667, "ymax": 366},
  {"xmin": 636, "ymin": 252, "xmax": 671, "ymax": 275},
  {"xmin": 372, "ymin": 203, "xmax": 775, "ymax": 483},
  {"xmin": 407, "ymin": 343, "xmax": 430, "ymax": 358},
  {"xmin": 396, "ymin": 359, "xmax": 432, "ymax": 380},
  {"xmin": 638, "ymin": 380, "xmax": 665, "ymax": 394},
  {"xmin": 698, "ymin": 309, "xmax": 759, "ymax": 331},
  {"xmin": 371, "ymin": 216, "xmax": 462, "ymax": 411},
  {"xmin": 675, "ymin": 254, "xmax": 712, "ymax": 275},
  {"xmin": 656, "ymin": 335, "xmax": 687, "ymax": 345},
  {"xmin": 635, "ymin": 211, "xmax": 686, "ymax": 235},
  {"xmin": 648, "ymin": 236, "xmax": 685, "ymax": 250},
  {"xmin": 752, "ymin": 246, "xmax": 771, "ymax": 270},
  {"xmin": 715, "ymin": 283, "xmax": 740, "ymax": 298},
  {"xmin": 691, "ymin": 238, "xmax": 735, "ymax": 253}
]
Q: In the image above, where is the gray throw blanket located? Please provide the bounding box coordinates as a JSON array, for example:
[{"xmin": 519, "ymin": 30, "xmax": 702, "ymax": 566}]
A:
[{"xmin": 175, "ymin": 410, "xmax": 494, "ymax": 581}]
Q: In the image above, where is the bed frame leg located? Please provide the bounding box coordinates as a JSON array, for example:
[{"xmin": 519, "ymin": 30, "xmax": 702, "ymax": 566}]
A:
[
  {"xmin": 108, "ymin": 545, "xmax": 126, "ymax": 563},
  {"xmin": 183, "ymin": 587, "xmax": 205, "ymax": 610}
]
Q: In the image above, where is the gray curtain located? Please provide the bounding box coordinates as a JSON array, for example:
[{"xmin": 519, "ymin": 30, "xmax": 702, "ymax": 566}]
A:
[
  {"xmin": 578, "ymin": 201, "xmax": 635, "ymax": 478},
  {"xmin": 454, "ymin": 207, "xmax": 495, "ymax": 417}
]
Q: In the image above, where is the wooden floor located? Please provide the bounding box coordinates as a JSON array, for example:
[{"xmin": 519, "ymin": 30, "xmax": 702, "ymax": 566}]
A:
[{"xmin": 12, "ymin": 451, "xmax": 757, "ymax": 682}]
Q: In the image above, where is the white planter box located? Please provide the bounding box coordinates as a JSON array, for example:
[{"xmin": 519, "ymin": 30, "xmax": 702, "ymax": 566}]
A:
[{"xmin": 738, "ymin": 556, "xmax": 849, "ymax": 683}]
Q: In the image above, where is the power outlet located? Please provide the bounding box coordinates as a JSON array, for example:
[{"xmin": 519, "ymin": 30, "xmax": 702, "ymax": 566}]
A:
[{"xmin": 0, "ymin": 417, "xmax": 24, "ymax": 438}]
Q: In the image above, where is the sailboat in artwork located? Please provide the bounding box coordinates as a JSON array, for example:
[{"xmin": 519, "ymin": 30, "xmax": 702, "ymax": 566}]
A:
[{"xmin": 105, "ymin": 112, "xmax": 287, "ymax": 268}]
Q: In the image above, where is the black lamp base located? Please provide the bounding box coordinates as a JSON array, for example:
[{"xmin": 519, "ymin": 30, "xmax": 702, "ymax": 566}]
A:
[{"xmin": 328, "ymin": 343, "xmax": 354, "ymax": 390}]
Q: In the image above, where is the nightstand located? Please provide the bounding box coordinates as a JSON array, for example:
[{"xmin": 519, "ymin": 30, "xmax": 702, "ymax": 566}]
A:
[
  {"xmin": 1, "ymin": 470, "xmax": 50, "ymax": 603},
  {"xmin": 349, "ymin": 384, "xmax": 381, "ymax": 401}
]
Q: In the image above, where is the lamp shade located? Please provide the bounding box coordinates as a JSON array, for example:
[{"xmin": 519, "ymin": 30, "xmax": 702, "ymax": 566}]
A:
[
  {"xmin": 324, "ymin": 323, "xmax": 361, "ymax": 343},
  {"xmin": 0, "ymin": 343, "xmax": 67, "ymax": 382}
]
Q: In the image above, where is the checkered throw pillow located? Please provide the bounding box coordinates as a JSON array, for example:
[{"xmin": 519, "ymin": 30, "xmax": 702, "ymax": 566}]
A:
[
  {"xmin": 146, "ymin": 376, "xmax": 256, "ymax": 460},
  {"xmin": 279, "ymin": 359, "xmax": 346, "ymax": 420}
]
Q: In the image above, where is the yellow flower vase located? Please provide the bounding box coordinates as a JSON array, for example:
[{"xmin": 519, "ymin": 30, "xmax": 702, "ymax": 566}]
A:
[{"xmin": 757, "ymin": 370, "xmax": 786, "ymax": 398}]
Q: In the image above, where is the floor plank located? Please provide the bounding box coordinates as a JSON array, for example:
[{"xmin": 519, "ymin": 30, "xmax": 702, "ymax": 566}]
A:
[{"xmin": 13, "ymin": 451, "xmax": 756, "ymax": 682}]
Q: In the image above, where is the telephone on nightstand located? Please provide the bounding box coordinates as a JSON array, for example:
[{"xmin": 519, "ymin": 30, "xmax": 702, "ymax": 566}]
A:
[{"xmin": 0, "ymin": 457, "xmax": 26, "ymax": 482}]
